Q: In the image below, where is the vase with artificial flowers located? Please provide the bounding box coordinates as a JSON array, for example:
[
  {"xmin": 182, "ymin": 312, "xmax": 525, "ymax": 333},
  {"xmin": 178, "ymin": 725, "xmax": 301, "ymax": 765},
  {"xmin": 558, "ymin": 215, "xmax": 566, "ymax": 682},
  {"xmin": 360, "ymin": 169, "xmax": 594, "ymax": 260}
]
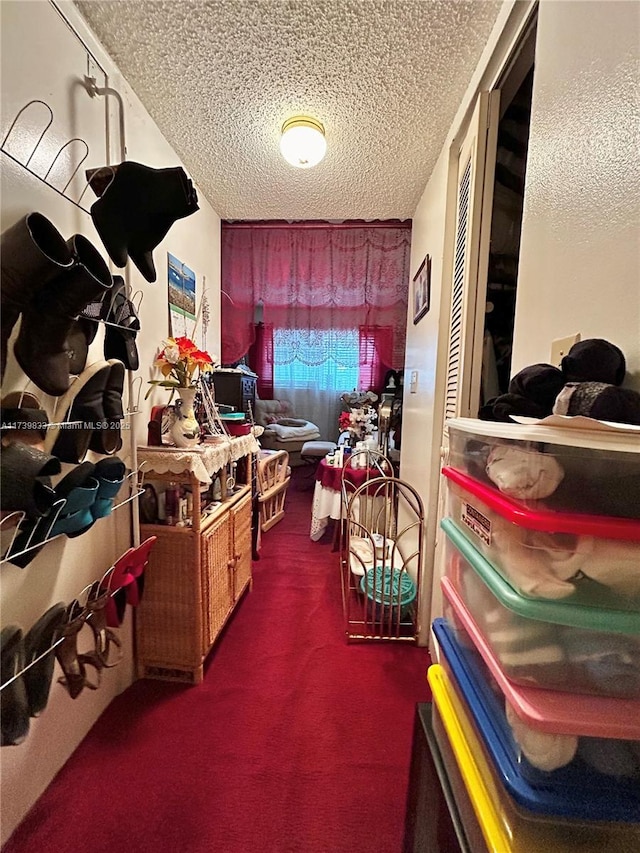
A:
[
  {"xmin": 338, "ymin": 405, "xmax": 377, "ymax": 446},
  {"xmin": 147, "ymin": 336, "xmax": 216, "ymax": 447}
]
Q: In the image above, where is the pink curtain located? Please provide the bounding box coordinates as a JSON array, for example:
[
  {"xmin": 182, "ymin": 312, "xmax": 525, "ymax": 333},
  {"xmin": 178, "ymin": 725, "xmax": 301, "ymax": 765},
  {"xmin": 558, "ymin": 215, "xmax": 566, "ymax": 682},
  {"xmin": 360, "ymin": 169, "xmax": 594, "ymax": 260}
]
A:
[
  {"xmin": 221, "ymin": 221, "xmax": 412, "ymax": 371},
  {"xmin": 359, "ymin": 325, "xmax": 394, "ymax": 393},
  {"xmin": 247, "ymin": 323, "xmax": 274, "ymax": 398}
]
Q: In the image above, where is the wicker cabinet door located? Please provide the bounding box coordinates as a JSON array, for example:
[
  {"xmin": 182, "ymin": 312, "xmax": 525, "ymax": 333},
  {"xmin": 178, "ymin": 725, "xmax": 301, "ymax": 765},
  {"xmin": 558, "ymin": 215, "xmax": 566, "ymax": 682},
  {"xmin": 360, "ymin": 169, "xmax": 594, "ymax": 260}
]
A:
[
  {"xmin": 230, "ymin": 492, "xmax": 252, "ymax": 602},
  {"xmin": 136, "ymin": 527, "xmax": 202, "ymax": 671},
  {"xmin": 201, "ymin": 511, "xmax": 233, "ymax": 650}
]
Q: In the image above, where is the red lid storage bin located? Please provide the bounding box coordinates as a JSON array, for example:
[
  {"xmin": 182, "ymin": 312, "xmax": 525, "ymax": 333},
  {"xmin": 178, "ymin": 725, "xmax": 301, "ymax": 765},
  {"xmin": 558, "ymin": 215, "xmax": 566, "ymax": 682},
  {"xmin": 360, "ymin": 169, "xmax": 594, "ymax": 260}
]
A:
[
  {"xmin": 443, "ymin": 466, "xmax": 640, "ymax": 611},
  {"xmin": 446, "ymin": 417, "xmax": 640, "ymax": 519}
]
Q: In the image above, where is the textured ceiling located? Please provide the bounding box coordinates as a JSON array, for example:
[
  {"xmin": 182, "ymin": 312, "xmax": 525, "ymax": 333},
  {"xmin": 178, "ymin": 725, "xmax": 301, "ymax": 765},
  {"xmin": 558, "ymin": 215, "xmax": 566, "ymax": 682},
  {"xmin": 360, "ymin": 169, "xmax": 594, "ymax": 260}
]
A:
[{"xmin": 75, "ymin": 0, "xmax": 503, "ymax": 221}]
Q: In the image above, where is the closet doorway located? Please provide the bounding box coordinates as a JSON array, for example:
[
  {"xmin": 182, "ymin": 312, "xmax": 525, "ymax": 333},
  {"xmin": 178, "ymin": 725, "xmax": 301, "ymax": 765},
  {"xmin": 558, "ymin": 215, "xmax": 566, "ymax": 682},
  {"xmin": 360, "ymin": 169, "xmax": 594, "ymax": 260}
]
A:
[
  {"xmin": 441, "ymin": 15, "xmax": 537, "ymax": 425},
  {"xmin": 427, "ymin": 13, "xmax": 537, "ymax": 641},
  {"xmin": 481, "ymin": 32, "xmax": 536, "ymax": 407}
]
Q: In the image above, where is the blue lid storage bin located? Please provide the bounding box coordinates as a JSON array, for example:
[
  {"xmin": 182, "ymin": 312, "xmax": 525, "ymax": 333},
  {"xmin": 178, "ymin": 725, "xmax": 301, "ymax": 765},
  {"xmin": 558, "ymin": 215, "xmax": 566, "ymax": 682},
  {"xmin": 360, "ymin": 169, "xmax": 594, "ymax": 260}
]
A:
[
  {"xmin": 429, "ymin": 664, "xmax": 640, "ymax": 853},
  {"xmin": 433, "ymin": 618, "xmax": 640, "ymax": 823}
]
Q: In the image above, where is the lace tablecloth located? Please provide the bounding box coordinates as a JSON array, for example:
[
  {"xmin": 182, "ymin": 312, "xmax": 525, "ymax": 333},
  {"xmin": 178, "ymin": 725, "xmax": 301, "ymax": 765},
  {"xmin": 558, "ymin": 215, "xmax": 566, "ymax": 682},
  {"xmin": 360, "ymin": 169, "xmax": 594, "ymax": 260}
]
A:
[
  {"xmin": 310, "ymin": 480, "xmax": 342, "ymax": 541},
  {"xmin": 138, "ymin": 434, "xmax": 259, "ymax": 485}
]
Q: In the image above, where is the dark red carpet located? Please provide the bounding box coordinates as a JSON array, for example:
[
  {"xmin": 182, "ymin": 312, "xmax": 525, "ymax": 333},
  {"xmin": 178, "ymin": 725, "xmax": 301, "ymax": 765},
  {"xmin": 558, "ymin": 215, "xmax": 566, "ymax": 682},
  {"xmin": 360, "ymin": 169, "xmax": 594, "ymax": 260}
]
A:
[{"xmin": 4, "ymin": 469, "xmax": 431, "ymax": 853}]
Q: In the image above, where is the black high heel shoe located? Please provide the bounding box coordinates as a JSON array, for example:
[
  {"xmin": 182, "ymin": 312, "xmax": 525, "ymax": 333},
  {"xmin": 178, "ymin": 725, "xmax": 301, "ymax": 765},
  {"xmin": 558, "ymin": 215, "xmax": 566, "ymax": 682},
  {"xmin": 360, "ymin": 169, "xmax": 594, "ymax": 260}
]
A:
[
  {"xmin": 55, "ymin": 600, "xmax": 101, "ymax": 699},
  {"xmin": 0, "ymin": 625, "xmax": 30, "ymax": 746},
  {"xmin": 87, "ymin": 359, "xmax": 125, "ymax": 457},
  {"xmin": 87, "ymin": 161, "xmax": 199, "ymax": 282},
  {"xmin": 81, "ymin": 572, "xmax": 123, "ymax": 670},
  {"xmin": 103, "ymin": 277, "xmax": 140, "ymax": 371},
  {"xmin": 23, "ymin": 603, "xmax": 67, "ymax": 716}
]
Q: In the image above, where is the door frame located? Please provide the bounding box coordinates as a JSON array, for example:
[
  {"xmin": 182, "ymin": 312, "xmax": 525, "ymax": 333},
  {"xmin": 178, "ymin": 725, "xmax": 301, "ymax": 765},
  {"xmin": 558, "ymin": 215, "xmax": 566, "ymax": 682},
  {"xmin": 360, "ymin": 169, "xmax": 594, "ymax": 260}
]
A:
[{"xmin": 421, "ymin": 4, "xmax": 539, "ymax": 647}]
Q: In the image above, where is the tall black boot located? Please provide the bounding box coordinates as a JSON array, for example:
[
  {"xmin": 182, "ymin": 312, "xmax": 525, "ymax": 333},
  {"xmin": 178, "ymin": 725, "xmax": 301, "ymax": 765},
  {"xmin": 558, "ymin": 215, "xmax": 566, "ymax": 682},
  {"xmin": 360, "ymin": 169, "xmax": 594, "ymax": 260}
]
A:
[
  {"xmin": 0, "ymin": 213, "xmax": 74, "ymax": 383},
  {"xmin": 88, "ymin": 161, "xmax": 199, "ymax": 283},
  {"xmin": 14, "ymin": 235, "xmax": 113, "ymax": 396}
]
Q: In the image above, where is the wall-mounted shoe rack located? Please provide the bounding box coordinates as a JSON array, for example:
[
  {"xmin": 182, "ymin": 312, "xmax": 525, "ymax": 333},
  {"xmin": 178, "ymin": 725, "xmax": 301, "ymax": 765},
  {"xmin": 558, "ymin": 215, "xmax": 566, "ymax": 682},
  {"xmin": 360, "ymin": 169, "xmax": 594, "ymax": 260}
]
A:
[
  {"xmin": 0, "ymin": 462, "xmax": 147, "ymax": 567},
  {"xmin": 0, "ymin": 537, "xmax": 160, "ymax": 747},
  {"xmin": 0, "ymin": 23, "xmax": 151, "ymax": 750},
  {"xmin": 1, "ymin": 99, "xmax": 110, "ymax": 214},
  {"xmin": 1, "ymin": 85, "xmax": 143, "ymax": 556}
]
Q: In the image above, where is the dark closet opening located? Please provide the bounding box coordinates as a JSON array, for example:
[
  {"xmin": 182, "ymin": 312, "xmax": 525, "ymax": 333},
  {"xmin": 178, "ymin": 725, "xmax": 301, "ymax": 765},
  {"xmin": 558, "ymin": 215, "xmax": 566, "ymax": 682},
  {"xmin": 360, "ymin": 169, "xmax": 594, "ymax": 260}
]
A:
[{"xmin": 481, "ymin": 45, "xmax": 535, "ymax": 405}]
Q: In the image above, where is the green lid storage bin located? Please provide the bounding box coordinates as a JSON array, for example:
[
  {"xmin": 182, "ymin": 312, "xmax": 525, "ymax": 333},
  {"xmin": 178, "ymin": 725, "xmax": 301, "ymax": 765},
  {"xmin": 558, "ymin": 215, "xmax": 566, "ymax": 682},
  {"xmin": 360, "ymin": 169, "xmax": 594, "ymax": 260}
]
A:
[{"xmin": 441, "ymin": 517, "xmax": 640, "ymax": 699}]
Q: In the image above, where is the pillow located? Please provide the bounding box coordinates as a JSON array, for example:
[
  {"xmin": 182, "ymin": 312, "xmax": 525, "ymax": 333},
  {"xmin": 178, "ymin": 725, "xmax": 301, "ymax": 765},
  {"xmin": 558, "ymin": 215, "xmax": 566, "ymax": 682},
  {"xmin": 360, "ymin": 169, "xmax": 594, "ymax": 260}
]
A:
[{"xmin": 276, "ymin": 418, "xmax": 307, "ymax": 427}]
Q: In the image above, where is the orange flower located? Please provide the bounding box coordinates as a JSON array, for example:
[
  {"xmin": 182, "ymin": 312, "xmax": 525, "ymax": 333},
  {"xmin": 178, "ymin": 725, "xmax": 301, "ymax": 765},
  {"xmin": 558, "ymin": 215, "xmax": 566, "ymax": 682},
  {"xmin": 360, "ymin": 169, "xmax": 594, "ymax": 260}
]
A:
[
  {"xmin": 174, "ymin": 336, "xmax": 198, "ymax": 355},
  {"xmin": 147, "ymin": 336, "xmax": 216, "ymax": 398},
  {"xmin": 192, "ymin": 348, "xmax": 213, "ymax": 367}
]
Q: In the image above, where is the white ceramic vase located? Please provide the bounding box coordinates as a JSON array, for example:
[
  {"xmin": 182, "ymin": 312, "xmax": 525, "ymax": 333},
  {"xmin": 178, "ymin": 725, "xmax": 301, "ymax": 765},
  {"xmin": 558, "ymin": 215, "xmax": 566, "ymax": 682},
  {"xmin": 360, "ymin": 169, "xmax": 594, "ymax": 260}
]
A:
[{"xmin": 169, "ymin": 387, "xmax": 200, "ymax": 448}]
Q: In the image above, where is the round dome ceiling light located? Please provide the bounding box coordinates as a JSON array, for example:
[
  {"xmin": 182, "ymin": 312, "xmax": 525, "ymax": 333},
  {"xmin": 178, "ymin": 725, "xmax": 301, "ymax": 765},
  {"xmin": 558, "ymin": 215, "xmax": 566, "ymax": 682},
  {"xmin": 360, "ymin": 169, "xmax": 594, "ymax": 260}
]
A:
[{"xmin": 280, "ymin": 116, "xmax": 327, "ymax": 169}]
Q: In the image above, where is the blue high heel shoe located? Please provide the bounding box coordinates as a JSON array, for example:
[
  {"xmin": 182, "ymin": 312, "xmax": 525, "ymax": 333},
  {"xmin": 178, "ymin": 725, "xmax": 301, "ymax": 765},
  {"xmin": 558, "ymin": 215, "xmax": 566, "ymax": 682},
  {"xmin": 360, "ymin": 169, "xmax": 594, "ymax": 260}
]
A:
[{"xmin": 91, "ymin": 457, "xmax": 126, "ymax": 520}]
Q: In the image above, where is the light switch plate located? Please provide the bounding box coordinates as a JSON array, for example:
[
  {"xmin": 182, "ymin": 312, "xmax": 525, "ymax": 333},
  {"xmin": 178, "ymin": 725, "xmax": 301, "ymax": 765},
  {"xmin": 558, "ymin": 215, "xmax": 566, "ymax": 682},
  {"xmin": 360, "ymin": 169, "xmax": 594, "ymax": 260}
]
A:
[
  {"xmin": 410, "ymin": 370, "xmax": 418, "ymax": 393},
  {"xmin": 550, "ymin": 333, "xmax": 581, "ymax": 367}
]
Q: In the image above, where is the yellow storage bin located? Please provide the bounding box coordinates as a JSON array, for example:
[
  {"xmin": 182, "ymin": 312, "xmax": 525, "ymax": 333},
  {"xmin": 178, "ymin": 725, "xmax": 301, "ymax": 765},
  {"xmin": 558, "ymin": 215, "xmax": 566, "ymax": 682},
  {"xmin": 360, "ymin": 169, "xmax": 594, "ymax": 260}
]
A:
[{"xmin": 427, "ymin": 664, "xmax": 640, "ymax": 853}]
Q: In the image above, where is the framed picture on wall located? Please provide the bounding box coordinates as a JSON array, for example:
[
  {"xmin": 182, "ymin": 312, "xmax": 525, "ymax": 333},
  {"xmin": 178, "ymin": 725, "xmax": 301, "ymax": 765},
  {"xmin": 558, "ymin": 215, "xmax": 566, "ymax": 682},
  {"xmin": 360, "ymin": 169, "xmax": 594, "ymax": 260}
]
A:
[
  {"xmin": 167, "ymin": 252, "xmax": 197, "ymax": 338},
  {"xmin": 412, "ymin": 255, "xmax": 431, "ymax": 325}
]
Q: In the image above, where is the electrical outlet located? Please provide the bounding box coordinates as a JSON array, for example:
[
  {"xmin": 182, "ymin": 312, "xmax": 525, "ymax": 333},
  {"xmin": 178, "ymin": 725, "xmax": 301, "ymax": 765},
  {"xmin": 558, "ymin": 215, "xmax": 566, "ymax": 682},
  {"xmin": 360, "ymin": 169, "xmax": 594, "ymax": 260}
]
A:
[{"xmin": 550, "ymin": 333, "xmax": 581, "ymax": 367}]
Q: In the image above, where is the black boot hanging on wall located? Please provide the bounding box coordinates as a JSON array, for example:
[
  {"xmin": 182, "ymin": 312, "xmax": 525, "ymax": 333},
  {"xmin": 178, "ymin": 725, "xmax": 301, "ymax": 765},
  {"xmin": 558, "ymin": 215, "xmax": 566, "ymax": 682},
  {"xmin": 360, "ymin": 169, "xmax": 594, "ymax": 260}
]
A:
[
  {"xmin": 14, "ymin": 234, "xmax": 113, "ymax": 396},
  {"xmin": 0, "ymin": 213, "xmax": 75, "ymax": 384},
  {"xmin": 87, "ymin": 161, "xmax": 199, "ymax": 283}
]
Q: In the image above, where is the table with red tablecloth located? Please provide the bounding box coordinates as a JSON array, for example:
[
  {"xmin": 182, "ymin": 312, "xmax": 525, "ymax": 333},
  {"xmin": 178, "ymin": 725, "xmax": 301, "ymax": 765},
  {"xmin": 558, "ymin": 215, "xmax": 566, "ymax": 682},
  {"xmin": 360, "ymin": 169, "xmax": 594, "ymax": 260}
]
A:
[{"xmin": 310, "ymin": 459, "xmax": 381, "ymax": 541}]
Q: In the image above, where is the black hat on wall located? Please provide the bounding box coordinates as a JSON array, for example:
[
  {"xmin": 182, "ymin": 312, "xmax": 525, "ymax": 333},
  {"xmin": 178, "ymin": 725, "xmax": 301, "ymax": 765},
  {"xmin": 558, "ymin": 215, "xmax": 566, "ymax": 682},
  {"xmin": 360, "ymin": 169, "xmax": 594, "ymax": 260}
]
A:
[{"xmin": 561, "ymin": 339, "xmax": 626, "ymax": 386}]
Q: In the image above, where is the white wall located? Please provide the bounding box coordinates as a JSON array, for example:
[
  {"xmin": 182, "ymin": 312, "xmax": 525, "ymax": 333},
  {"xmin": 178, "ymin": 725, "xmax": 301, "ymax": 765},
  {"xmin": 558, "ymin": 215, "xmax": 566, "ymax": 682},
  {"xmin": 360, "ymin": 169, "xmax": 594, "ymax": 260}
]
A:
[
  {"xmin": 0, "ymin": 1, "xmax": 221, "ymax": 842},
  {"xmin": 513, "ymin": 0, "xmax": 640, "ymax": 387},
  {"xmin": 399, "ymin": 150, "xmax": 451, "ymax": 642},
  {"xmin": 403, "ymin": 0, "xmax": 639, "ymax": 644}
]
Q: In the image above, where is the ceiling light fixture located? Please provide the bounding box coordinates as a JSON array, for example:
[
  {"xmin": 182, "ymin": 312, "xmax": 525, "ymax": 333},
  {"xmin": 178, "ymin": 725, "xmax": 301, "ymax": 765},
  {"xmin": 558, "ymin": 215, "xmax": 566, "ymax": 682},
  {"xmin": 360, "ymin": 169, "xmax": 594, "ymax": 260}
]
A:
[{"xmin": 280, "ymin": 116, "xmax": 326, "ymax": 169}]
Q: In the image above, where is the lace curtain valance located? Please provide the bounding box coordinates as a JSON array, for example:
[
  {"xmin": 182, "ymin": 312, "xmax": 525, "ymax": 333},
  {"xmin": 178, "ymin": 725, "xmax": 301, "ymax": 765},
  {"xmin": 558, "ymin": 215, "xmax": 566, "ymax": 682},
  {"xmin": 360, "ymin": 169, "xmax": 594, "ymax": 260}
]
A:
[{"xmin": 221, "ymin": 222, "xmax": 411, "ymax": 364}]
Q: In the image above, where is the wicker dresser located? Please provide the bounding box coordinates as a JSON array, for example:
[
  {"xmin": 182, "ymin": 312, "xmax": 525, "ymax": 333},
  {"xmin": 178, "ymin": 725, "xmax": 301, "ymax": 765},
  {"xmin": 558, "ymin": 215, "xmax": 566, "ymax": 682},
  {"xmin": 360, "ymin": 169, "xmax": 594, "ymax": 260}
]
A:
[{"xmin": 136, "ymin": 439, "xmax": 258, "ymax": 684}]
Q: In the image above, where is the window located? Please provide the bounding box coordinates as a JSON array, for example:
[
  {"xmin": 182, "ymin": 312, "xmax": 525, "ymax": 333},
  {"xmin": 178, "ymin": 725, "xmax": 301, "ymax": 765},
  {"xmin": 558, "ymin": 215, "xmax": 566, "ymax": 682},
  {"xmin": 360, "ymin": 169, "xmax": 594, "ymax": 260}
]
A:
[{"xmin": 273, "ymin": 328, "xmax": 359, "ymax": 393}]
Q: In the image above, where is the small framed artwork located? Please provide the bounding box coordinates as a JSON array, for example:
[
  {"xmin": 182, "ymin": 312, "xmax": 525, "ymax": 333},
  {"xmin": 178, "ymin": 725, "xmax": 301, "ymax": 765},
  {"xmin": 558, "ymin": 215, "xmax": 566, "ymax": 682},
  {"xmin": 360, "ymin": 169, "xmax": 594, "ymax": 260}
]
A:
[{"xmin": 412, "ymin": 254, "xmax": 431, "ymax": 325}]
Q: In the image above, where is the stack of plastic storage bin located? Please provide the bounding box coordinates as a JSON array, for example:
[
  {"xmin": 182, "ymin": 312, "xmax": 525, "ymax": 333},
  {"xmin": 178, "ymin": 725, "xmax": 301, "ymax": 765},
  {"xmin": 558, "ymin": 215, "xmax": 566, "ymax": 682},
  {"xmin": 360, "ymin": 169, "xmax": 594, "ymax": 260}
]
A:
[{"xmin": 429, "ymin": 416, "xmax": 640, "ymax": 852}]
